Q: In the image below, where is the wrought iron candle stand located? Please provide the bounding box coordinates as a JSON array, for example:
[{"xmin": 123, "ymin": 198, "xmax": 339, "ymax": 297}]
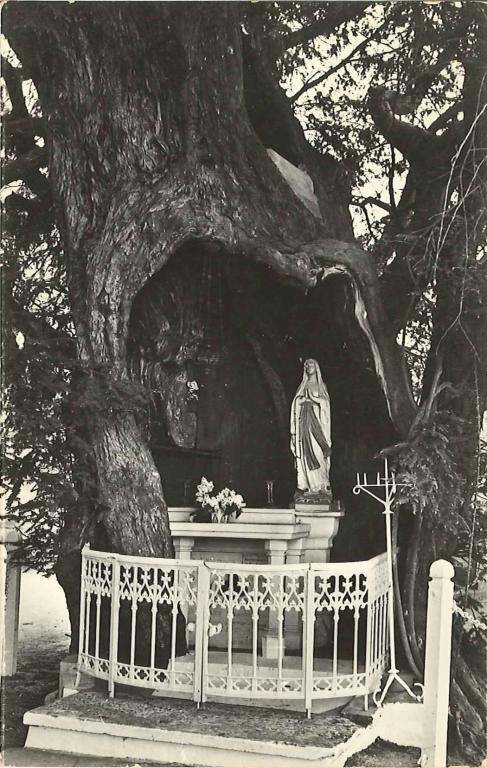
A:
[{"xmin": 354, "ymin": 458, "xmax": 423, "ymax": 707}]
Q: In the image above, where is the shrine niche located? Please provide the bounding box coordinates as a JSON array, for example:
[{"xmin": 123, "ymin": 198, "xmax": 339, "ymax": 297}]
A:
[
  {"xmin": 129, "ymin": 242, "xmax": 297, "ymax": 509},
  {"xmin": 128, "ymin": 240, "xmax": 396, "ymax": 562}
]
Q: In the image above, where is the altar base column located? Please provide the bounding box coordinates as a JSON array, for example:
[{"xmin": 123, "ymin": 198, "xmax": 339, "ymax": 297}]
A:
[{"xmin": 261, "ymin": 540, "xmax": 287, "ymax": 660}]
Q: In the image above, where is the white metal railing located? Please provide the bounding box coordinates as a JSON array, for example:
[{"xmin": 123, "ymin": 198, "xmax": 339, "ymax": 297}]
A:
[{"xmin": 78, "ymin": 546, "xmax": 389, "ymax": 714}]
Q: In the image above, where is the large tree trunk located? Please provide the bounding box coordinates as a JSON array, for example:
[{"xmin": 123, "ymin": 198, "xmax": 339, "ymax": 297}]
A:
[
  {"xmin": 7, "ymin": 3, "xmax": 416, "ymax": 651},
  {"xmin": 11, "ymin": 3, "xmax": 413, "ymax": 540}
]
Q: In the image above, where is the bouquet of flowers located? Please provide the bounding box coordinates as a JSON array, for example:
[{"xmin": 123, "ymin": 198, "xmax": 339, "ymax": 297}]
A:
[{"xmin": 193, "ymin": 477, "xmax": 245, "ymax": 523}]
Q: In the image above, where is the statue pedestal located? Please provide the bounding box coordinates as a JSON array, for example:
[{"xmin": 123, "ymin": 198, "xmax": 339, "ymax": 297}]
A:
[
  {"xmin": 283, "ymin": 501, "xmax": 344, "ymax": 652},
  {"xmin": 294, "ymin": 501, "xmax": 344, "ymax": 564}
]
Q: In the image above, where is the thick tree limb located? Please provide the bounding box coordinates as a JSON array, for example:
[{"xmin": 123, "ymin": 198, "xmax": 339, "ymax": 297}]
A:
[
  {"xmin": 243, "ymin": 34, "xmax": 354, "ymax": 240},
  {"xmin": 4, "ymin": 114, "xmax": 45, "ymax": 140},
  {"xmin": 368, "ymin": 87, "xmax": 441, "ymax": 163},
  {"xmin": 1, "ymin": 59, "xmax": 28, "ymax": 118}
]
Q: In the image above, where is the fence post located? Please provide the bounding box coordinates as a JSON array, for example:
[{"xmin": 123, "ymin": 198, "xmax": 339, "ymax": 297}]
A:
[
  {"xmin": 364, "ymin": 567, "xmax": 373, "ymax": 711},
  {"xmin": 421, "ymin": 559, "xmax": 455, "ymax": 768},
  {"xmin": 0, "ymin": 520, "xmax": 21, "ymax": 676},
  {"xmin": 194, "ymin": 563, "xmax": 209, "ymax": 706},
  {"xmin": 304, "ymin": 567, "xmax": 314, "ymax": 718},
  {"xmin": 108, "ymin": 555, "xmax": 120, "ymax": 698}
]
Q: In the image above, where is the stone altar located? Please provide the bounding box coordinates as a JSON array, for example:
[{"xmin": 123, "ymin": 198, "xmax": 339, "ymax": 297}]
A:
[
  {"xmin": 168, "ymin": 504, "xmax": 343, "ymax": 657},
  {"xmin": 169, "ymin": 505, "xmax": 343, "ymax": 566}
]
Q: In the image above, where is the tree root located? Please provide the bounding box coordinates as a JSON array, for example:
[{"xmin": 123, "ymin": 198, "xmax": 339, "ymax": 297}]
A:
[
  {"xmin": 391, "ymin": 511, "xmax": 422, "ymax": 679},
  {"xmin": 402, "ymin": 513, "xmax": 424, "ymax": 673},
  {"xmin": 451, "ymin": 677, "xmax": 487, "ymax": 765}
]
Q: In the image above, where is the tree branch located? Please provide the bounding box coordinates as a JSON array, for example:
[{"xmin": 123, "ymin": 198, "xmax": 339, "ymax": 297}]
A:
[
  {"xmin": 3, "ymin": 192, "xmax": 39, "ymax": 216},
  {"xmin": 352, "ymin": 196, "xmax": 392, "ymax": 214},
  {"xmin": 2, "ymin": 59, "xmax": 28, "ymax": 118},
  {"xmin": 290, "ymin": 17, "xmax": 389, "ymax": 104},
  {"xmin": 3, "ymin": 192, "xmax": 53, "ymax": 237},
  {"xmin": 4, "ymin": 114, "xmax": 45, "ymax": 141},
  {"xmin": 400, "ymin": 52, "xmax": 463, "ymax": 117},
  {"xmin": 1, "ymin": 58, "xmax": 42, "ymax": 159},
  {"xmin": 368, "ymin": 86, "xmax": 441, "ymax": 163},
  {"xmin": 3, "ymin": 146, "xmax": 49, "ymax": 197},
  {"xmin": 429, "ymin": 101, "xmax": 463, "ymax": 134},
  {"xmin": 283, "ymin": 238, "xmax": 417, "ymax": 435},
  {"xmin": 281, "ymin": 3, "xmax": 371, "ymax": 51},
  {"xmin": 388, "ymin": 145, "xmax": 397, "ymax": 212},
  {"xmin": 11, "ymin": 300, "xmax": 74, "ymax": 352}
]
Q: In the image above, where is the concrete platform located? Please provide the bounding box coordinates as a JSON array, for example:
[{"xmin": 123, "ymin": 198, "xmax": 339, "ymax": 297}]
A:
[
  {"xmin": 23, "ymin": 691, "xmax": 370, "ymax": 768},
  {"xmin": 2, "ymin": 747, "xmax": 162, "ymax": 767}
]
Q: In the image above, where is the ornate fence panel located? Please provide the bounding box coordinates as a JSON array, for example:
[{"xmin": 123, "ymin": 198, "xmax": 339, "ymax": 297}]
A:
[
  {"xmin": 78, "ymin": 548, "xmax": 203, "ymax": 701},
  {"xmin": 365, "ymin": 552, "xmax": 390, "ymax": 700},
  {"xmin": 201, "ymin": 562, "xmax": 308, "ymax": 702},
  {"xmin": 78, "ymin": 547, "xmax": 389, "ymax": 713},
  {"xmin": 307, "ymin": 554, "xmax": 389, "ymax": 711},
  {"xmin": 78, "ymin": 549, "xmax": 113, "ymax": 684}
]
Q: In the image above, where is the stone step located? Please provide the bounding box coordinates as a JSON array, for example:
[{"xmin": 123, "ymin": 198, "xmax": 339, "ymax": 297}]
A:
[{"xmin": 23, "ymin": 691, "xmax": 369, "ymax": 768}]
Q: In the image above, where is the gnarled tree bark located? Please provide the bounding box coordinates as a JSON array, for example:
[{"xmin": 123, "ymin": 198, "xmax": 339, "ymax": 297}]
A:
[{"xmin": 6, "ymin": 1, "xmax": 416, "ymax": 653}]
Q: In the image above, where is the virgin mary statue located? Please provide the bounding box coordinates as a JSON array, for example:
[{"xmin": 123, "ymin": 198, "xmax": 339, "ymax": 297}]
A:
[{"xmin": 290, "ymin": 359, "xmax": 331, "ymax": 499}]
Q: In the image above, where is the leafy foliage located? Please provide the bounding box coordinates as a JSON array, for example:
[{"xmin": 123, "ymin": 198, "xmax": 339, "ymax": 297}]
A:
[
  {"xmin": 2, "ymin": 230, "xmax": 77, "ymax": 572},
  {"xmin": 391, "ymin": 413, "xmax": 467, "ymax": 529}
]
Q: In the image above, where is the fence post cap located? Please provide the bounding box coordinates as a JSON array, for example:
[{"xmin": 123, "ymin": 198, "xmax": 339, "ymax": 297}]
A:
[
  {"xmin": 0, "ymin": 521, "xmax": 21, "ymax": 545},
  {"xmin": 429, "ymin": 559, "xmax": 454, "ymax": 579}
]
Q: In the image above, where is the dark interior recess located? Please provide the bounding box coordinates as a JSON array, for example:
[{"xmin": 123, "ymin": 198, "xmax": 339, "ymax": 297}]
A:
[{"xmin": 129, "ymin": 243, "xmax": 398, "ymax": 558}]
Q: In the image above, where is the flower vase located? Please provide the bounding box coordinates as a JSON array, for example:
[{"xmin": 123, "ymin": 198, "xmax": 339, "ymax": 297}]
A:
[{"xmin": 210, "ymin": 509, "xmax": 238, "ymax": 523}]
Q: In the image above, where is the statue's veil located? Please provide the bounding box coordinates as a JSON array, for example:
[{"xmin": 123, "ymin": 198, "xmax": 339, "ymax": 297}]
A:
[{"xmin": 295, "ymin": 359, "xmax": 329, "ymax": 399}]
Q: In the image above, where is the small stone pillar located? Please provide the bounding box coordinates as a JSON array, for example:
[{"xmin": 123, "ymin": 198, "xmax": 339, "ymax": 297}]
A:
[
  {"xmin": 173, "ymin": 536, "xmax": 195, "ymax": 561},
  {"xmin": 294, "ymin": 500, "xmax": 344, "ymax": 563},
  {"xmin": 421, "ymin": 559, "xmax": 455, "ymax": 768},
  {"xmin": 1, "ymin": 519, "xmax": 22, "ymax": 676}
]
